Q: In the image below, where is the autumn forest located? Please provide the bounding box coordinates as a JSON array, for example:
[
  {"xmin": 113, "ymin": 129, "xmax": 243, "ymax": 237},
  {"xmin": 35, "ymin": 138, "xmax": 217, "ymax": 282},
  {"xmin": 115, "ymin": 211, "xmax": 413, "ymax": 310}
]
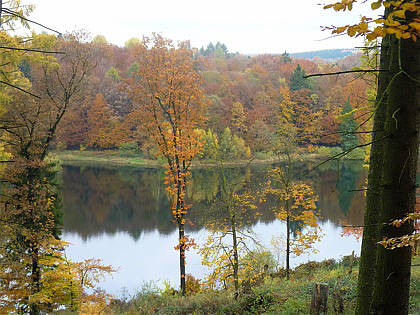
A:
[{"xmin": 0, "ymin": 0, "xmax": 419, "ymax": 314}]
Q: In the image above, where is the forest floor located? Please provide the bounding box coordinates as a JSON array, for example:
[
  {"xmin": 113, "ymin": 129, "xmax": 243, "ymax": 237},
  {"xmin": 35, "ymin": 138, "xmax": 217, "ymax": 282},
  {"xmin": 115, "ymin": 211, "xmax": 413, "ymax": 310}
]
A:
[
  {"xmin": 104, "ymin": 255, "xmax": 419, "ymax": 315},
  {"xmin": 54, "ymin": 149, "xmax": 334, "ymax": 169}
]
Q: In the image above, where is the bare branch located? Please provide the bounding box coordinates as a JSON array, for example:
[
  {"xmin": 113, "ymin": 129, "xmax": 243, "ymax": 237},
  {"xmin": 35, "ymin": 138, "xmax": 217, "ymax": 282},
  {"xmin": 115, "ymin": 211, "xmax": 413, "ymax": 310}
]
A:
[
  {"xmin": 304, "ymin": 69, "xmax": 387, "ymax": 78},
  {"xmin": 2, "ymin": 8, "xmax": 62, "ymax": 35},
  {"xmin": 0, "ymin": 80, "xmax": 40, "ymax": 98},
  {"xmin": 300, "ymin": 134, "xmax": 390, "ymax": 178},
  {"xmin": 0, "ymin": 46, "xmax": 65, "ymax": 54}
]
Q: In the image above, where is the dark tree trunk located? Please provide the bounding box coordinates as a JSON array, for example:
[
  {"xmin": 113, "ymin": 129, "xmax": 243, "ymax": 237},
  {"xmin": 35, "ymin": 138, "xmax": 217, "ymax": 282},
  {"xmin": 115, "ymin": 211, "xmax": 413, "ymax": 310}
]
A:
[
  {"xmin": 179, "ymin": 224, "xmax": 186, "ymax": 296},
  {"xmin": 30, "ymin": 245, "xmax": 41, "ymax": 315},
  {"xmin": 286, "ymin": 213, "xmax": 290, "ymax": 280},
  {"xmin": 356, "ymin": 29, "xmax": 392, "ymax": 314},
  {"xmin": 232, "ymin": 219, "xmax": 239, "ymax": 298},
  {"xmin": 371, "ymin": 31, "xmax": 419, "ymax": 314}
]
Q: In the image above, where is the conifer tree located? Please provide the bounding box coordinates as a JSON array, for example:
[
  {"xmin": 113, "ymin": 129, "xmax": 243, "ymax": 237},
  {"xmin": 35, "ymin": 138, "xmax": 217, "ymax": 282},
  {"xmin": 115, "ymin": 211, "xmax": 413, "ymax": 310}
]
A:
[
  {"xmin": 289, "ymin": 64, "xmax": 310, "ymax": 91},
  {"xmin": 339, "ymin": 98, "xmax": 358, "ymax": 151}
]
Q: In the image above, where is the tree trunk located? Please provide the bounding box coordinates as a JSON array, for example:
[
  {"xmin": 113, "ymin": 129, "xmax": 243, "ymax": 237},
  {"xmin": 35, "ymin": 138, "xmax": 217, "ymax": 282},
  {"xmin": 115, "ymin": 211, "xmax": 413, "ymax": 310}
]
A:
[
  {"xmin": 371, "ymin": 31, "xmax": 419, "ymax": 314},
  {"xmin": 286, "ymin": 205, "xmax": 290, "ymax": 280},
  {"xmin": 177, "ymin": 173, "xmax": 186, "ymax": 296},
  {"xmin": 179, "ymin": 224, "xmax": 186, "ymax": 296},
  {"xmin": 310, "ymin": 283, "xmax": 329, "ymax": 315},
  {"xmin": 356, "ymin": 29, "xmax": 392, "ymax": 314},
  {"xmin": 232, "ymin": 219, "xmax": 239, "ymax": 298},
  {"xmin": 30, "ymin": 245, "xmax": 41, "ymax": 315}
]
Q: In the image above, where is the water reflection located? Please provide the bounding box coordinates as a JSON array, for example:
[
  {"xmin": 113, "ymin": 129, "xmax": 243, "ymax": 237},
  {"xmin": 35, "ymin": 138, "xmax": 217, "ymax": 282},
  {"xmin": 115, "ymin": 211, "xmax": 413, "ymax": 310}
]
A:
[
  {"xmin": 61, "ymin": 161, "xmax": 366, "ymax": 295},
  {"xmin": 62, "ymin": 161, "xmax": 366, "ymax": 239}
]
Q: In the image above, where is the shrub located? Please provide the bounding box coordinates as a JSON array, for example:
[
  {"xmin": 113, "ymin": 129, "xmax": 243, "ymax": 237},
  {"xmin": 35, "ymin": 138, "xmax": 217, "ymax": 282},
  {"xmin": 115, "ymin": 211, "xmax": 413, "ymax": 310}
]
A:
[
  {"xmin": 198, "ymin": 128, "xmax": 251, "ymax": 161},
  {"xmin": 315, "ymin": 146, "xmax": 364, "ymax": 160},
  {"xmin": 279, "ymin": 296, "xmax": 307, "ymax": 314},
  {"xmin": 246, "ymin": 286, "xmax": 275, "ymax": 313},
  {"xmin": 315, "ymin": 146, "xmax": 341, "ymax": 157},
  {"xmin": 255, "ymin": 151, "xmax": 273, "ymax": 160},
  {"xmin": 118, "ymin": 142, "xmax": 140, "ymax": 157},
  {"xmin": 186, "ymin": 274, "xmax": 201, "ymax": 295}
]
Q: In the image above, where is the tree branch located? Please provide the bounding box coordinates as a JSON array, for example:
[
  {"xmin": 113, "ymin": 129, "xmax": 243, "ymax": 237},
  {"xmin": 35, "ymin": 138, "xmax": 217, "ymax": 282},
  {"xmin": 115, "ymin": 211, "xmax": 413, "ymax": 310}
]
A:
[
  {"xmin": 300, "ymin": 134, "xmax": 390, "ymax": 178},
  {"xmin": 304, "ymin": 69, "xmax": 387, "ymax": 78},
  {"xmin": 2, "ymin": 8, "xmax": 62, "ymax": 35},
  {"xmin": 0, "ymin": 80, "xmax": 40, "ymax": 98},
  {"xmin": 0, "ymin": 46, "xmax": 65, "ymax": 54}
]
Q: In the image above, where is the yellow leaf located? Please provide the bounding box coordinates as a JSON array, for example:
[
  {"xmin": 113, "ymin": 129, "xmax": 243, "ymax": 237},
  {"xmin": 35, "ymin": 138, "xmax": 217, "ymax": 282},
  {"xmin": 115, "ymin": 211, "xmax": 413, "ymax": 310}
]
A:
[
  {"xmin": 347, "ymin": 26, "xmax": 357, "ymax": 37},
  {"xmin": 371, "ymin": 1, "xmax": 382, "ymax": 10},
  {"xmin": 409, "ymin": 22, "xmax": 420, "ymax": 33},
  {"xmin": 386, "ymin": 27, "xmax": 403, "ymax": 38},
  {"xmin": 359, "ymin": 22, "xmax": 369, "ymax": 31},
  {"xmin": 366, "ymin": 32, "xmax": 379, "ymax": 41},
  {"xmin": 401, "ymin": 32, "xmax": 411, "ymax": 39},
  {"xmin": 392, "ymin": 10, "xmax": 406, "ymax": 19},
  {"xmin": 336, "ymin": 26, "xmax": 348, "ymax": 33}
]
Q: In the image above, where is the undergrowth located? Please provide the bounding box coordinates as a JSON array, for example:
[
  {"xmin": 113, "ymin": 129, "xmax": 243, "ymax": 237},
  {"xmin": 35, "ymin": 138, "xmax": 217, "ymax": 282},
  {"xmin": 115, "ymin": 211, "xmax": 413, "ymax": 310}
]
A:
[{"xmin": 108, "ymin": 256, "xmax": 420, "ymax": 315}]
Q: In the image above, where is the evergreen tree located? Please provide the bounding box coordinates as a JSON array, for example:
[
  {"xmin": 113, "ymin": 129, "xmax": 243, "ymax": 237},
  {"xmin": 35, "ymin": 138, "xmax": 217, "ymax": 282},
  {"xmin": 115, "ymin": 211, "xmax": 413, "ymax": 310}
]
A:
[
  {"xmin": 339, "ymin": 98, "xmax": 358, "ymax": 151},
  {"xmin": 281, "ymin": 51, "xmax": 292, "ymax": 63},
  {"xmin": 289, "ymin": 64, "xmax": 310, "ymax": 90},
  {"xmin": 214, "ymin": 45, "xmax": 225, "ymax": 59},
  {"xmin": 220, "ymin": 43, "xmax": 229, "ymax": 55},
  {"xmin": 206, "ymin": 42, "xmax": 215, "ymax": 56}
]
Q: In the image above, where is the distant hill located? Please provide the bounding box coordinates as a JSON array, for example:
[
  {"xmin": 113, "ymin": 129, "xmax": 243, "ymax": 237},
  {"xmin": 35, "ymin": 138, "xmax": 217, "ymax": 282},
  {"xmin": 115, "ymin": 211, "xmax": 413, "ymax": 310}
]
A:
[{"xmin": 290, "ymin": 48, "xmax": 361, "ymax": 61}]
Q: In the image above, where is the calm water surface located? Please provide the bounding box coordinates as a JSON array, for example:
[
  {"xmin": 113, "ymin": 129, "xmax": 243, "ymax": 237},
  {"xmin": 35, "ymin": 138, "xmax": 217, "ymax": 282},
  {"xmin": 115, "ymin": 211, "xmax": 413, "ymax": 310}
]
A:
[{"xmin": 61, "ymin": 161, "xmax": 366, "ymax": 297}]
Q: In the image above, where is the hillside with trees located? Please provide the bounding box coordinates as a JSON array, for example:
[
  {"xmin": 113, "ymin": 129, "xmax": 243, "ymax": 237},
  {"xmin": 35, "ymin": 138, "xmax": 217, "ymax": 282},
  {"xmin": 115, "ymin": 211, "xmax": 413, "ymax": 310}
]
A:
[{"xmin": 54, "ymin": 37, "xmax": 371, "ymax": 161}]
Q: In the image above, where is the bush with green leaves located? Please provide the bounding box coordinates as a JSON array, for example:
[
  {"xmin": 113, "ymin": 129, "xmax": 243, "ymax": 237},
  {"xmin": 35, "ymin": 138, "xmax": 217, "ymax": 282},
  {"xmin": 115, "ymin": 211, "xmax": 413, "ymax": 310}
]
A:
[
  {"xmin": 198, "ymin": 128, "xmax": 251, "ymax": 161},
  {"xmin": 118, "ymin": 142, "xmax": 140, "ymax": 157},
  {"xmin": 315, "ymin": 146, "xmax": 364, "ymax": 160}
]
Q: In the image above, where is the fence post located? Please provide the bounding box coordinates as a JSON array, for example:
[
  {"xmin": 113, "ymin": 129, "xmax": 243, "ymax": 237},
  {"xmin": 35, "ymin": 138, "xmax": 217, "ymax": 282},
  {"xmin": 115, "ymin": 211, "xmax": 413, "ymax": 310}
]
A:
[{"xmin": 310, "ymin": 283, "xmax": 329, "ymax": 314}]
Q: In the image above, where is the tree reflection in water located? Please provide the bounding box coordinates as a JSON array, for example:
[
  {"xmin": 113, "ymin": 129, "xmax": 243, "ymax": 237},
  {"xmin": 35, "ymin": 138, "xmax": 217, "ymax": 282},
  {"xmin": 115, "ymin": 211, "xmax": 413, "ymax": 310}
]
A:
[{"xmin": 62, "ymin": 161, "xmax": 367, "ymax": 240}]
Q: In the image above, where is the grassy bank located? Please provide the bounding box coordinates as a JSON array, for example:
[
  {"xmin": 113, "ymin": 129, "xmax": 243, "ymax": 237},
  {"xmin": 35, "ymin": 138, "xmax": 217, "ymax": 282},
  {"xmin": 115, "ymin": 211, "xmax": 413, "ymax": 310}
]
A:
[
  {"xmin": 53, "ymin": 149, "xmax": 339, "ymax": 169},
  {"xmin": 54, "ymin": 150, "xmax": 163, "ymax": 168},
  {"xmin": 104, "ymin": 256, "xmax": 419, "ymax": 315}
]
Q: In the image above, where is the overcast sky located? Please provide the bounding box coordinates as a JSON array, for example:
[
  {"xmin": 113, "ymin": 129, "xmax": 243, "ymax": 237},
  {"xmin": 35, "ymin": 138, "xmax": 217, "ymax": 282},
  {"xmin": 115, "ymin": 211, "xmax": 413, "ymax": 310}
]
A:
[{"xmin": 20, "ymin": 0, "xmax": 377, "ymax": 54}]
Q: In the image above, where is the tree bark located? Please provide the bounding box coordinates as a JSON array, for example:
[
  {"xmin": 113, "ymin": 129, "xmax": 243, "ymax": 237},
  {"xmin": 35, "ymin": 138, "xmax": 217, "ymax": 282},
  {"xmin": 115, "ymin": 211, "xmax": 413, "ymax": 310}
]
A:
[
  {"xmin": 232, "ymin": 218, "xmax": 239, "ymax": 298},
  {"xmin": 371, "ymin": 31, "xmax": 419, "ymax": 314},
  {"xmin": 30, "ymin": 245, "xmax": 40, "ymax": 315},
  {"xmin": 356, "ymin": 30, "xmax": 392, "ymax": 314},
  {"xmin": 179, "ymin": 224, "xmax": 186, "ymax": 296},
  {"xmin": 286, "ymin": 212, "xmax": 290, "ymax": 280},
  {"xmin": 310, "ymin": 283, "xmax": 329, "ymax": 315}
]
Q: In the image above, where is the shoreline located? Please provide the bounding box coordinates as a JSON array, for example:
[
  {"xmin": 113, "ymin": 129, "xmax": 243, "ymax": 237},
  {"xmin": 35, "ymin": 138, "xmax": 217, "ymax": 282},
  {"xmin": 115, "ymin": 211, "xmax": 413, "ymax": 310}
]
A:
[{"xmin": 53, "ymin": 149, "xmax": 362, "ymax": 169}]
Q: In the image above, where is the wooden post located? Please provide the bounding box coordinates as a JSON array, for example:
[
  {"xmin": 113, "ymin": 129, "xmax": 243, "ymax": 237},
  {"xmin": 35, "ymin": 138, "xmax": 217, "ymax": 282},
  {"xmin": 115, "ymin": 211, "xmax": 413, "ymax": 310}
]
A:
[{"xmin": 310, "ymin": 283, "xmax": 329, "ymax": 314}]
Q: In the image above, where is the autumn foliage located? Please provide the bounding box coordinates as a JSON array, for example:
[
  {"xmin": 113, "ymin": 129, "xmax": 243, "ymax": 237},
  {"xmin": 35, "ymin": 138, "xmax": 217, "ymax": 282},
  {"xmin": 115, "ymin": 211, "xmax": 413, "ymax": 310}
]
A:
[
  {"xmin": 126, "ymin": 34, "xmax": 207, "ymax": 295},
  {"xmin": 49, "ymin": 33, "xmax": 373, "ymax": 158}
]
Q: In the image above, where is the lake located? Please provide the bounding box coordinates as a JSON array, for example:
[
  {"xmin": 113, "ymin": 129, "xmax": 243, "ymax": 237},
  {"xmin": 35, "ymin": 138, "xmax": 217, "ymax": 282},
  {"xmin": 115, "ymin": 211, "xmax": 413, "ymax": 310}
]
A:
[{"xmin": 61, "ymin": 160, "xmax": 366, "ymax": 297}]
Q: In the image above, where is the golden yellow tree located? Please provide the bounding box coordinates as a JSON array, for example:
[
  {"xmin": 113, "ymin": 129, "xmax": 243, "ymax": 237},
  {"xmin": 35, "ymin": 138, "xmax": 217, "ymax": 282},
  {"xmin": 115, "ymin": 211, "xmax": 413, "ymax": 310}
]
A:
[
  {"xmin": 264, "ymin": 167, "xmax": 321, "ymax": 279},
  {"xmin": 231, "ymin": 100, "xmax": 247, "ymax": 136},
  {"xmin": 199, "ymin": 184, "xmax": 260, "ymax": 296},
  {"xmin": 126, "ymin": 34, "xmax": 207, "ymax": 295}
]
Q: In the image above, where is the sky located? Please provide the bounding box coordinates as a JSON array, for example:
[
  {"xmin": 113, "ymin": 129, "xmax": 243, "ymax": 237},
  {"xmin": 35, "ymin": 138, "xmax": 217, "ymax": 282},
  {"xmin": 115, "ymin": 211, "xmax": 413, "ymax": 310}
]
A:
[{"xmin": 19, "ymin": 0, "xmax": 377, "ymax": 54}]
